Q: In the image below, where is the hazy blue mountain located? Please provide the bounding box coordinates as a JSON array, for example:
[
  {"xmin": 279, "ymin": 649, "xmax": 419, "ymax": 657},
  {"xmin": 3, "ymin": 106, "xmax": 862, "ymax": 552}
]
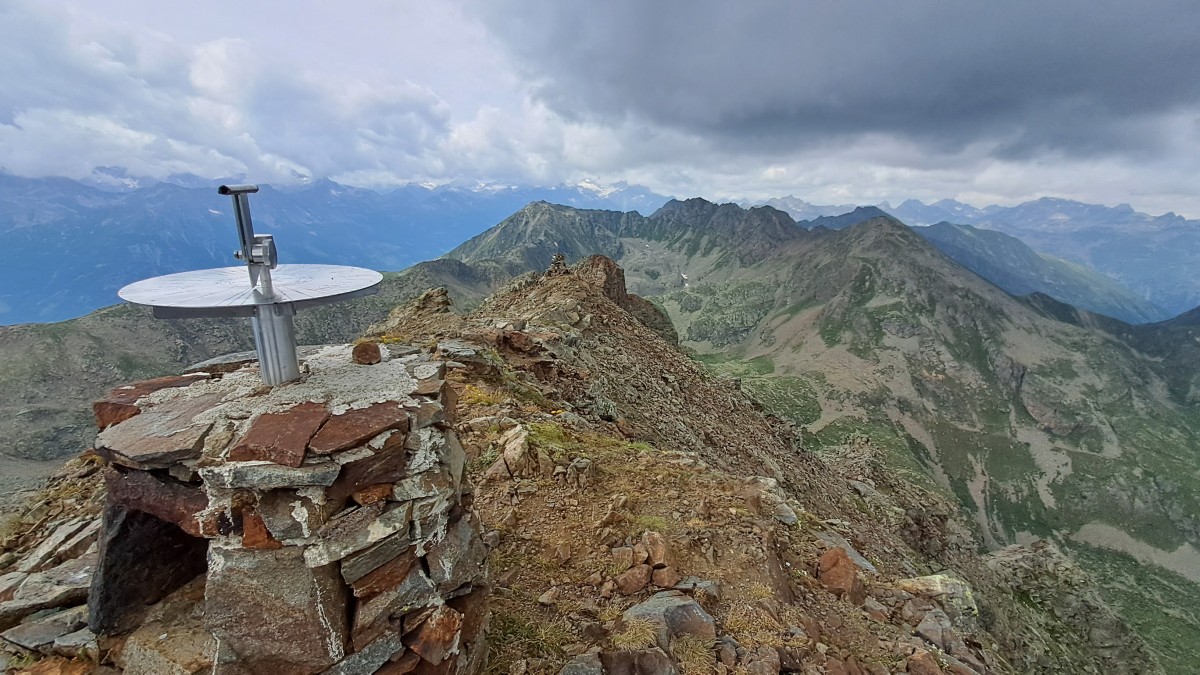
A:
[
  {"xmin": 0, "ymin": 174, "xmax": 668, "ymax": 324},
  {"xmin": 881, "ymin": 198, "xmax": 992, "ymax": 226},
  {"xmin": 917, "ymin": 221, "xmax": 1170, "ymax": 324},
  {"xmin": 882, "ymin": 196, "xmax": 1200, "ymax": 315}
]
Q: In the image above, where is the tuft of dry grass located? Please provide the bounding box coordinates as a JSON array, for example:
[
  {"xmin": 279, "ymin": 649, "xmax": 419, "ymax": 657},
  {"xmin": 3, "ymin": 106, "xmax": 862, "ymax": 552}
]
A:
[
  {"xmin": 671, "ymin": 634, "xmax": 717, "ymax": 674},
  {"xmin": 461, "ymin": 384, "xmax": 508, "ymax": 406},
  {"xmin": 612, "ymin": 617, "xmax": 658, "ymax": 651},
  {"xmin": 722, "ymin": 601, "xmax": 782, "ymax": 648}
]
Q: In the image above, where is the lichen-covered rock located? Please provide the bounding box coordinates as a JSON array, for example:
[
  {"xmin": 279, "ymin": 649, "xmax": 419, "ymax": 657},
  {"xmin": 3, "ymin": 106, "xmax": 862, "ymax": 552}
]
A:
[{"xmin": 206, "ymin": 546, "xmax": 349, "ymax": 674}]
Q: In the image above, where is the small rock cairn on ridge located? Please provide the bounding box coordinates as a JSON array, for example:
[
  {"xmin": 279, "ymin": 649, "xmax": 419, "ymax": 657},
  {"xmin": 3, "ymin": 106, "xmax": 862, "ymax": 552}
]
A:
[{"xmin": 86, "ymin": 342, "xmax": 489, "ymax": 674}]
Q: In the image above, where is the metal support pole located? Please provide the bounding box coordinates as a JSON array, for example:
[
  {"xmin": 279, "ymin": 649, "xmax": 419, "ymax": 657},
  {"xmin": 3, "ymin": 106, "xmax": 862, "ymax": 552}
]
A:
[{"xmin": 251, "ymin": 303, "xmax": 300, "ymax": 385}]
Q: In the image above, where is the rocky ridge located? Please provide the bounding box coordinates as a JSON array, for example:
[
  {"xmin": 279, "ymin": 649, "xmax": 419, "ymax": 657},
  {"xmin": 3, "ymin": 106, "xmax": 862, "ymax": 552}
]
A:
[{"xmin": 0, "ymin": 256, "xmax": 1158, "ymax": 673}]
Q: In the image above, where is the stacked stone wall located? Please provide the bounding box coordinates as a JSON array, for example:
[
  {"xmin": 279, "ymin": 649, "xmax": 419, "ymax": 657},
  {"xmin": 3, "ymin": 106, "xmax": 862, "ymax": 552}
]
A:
[{"xmin": 85, "ymin": 344, "xmax": 488, "ymax": 674}]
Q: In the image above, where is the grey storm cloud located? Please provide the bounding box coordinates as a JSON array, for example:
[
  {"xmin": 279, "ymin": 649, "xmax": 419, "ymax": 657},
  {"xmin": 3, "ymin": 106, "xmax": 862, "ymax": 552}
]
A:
[{"xmin": 471, "ymin": 0, "xmax": 1200, "ymax": 159}]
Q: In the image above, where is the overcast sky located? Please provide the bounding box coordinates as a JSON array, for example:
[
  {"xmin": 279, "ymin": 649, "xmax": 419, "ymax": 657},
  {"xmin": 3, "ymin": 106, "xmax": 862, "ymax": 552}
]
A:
[{"xmin": 3, "ymin": 0, "xmax": 1199, "ymax": 215}]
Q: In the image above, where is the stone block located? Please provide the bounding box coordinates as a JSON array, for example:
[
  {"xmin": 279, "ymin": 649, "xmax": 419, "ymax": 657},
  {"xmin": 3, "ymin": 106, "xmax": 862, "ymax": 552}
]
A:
[
  {"xmin": 206, "ymin": 546, "xmax": 349, "ymax": 674},
  {"xmin": 95, "ymin": 394, "xmax": 221, "ymax": 469},
  {"xmin": 342, "ymin": 534, "xmax": 415, "ymax": 588},
  {"xmin": 353, "ymin": 565, "xmax": 440, "ymax": 651},
  {"xmin": 256, "ymin": 489, "xmax": 341, "ymax": 541},
  {"xmin": 88, "ymin": 502, "xmax": 207, "ymax": 635},
  {"xmin": 310, "ymin": 403, "xmax": 410, "ymax": 455},
  {"xmin": 424, "ymin": 512, "xmax": 487, "ymax": 594},
  {"xmin": 348, "ymin": 546, "xmax": 418, "ymax": 599},
  {"xmin": 228, "ymin": 402, "xmax": 330, "ymax": 467},
  {"xmin": 305, "ymin": 502, "xmax": 413, "ymax": 568},
  {"xmin": 328, "ymin": 433, "xmax": 409, "ymax": 503},
  {"xmin": 403, "ymin": 605, "xmax": 462, "ymax": 665}
]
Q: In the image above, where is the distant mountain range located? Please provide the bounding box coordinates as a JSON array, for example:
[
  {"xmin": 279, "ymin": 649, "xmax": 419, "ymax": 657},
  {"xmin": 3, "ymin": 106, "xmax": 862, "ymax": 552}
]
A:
[{"xmin": 0, "ymin": 173, "xmax": 668, "ymax": 324}]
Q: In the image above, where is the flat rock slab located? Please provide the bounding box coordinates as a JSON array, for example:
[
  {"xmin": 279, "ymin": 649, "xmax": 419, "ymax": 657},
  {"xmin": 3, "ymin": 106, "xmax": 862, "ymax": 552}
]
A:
[
  {"xmin": 105, "ymin": 468, "xmax": 208, "ymax": 537},
  {"xmin": 200, "ymin": 459, "xmax": 341, "ymax": 489},
  {"xmin": 228, "ymin": 402, "xmax": 331, "ymax": 467},
  {"xmin": 424, "ymin": 512, "xmax": 487, "ymax": 594},
  {"xmin": 206, "ymin": 546, "xmax": 349, "ymax": 673},
  {"xmin": 15, "ymin": 519, "xmax": 94, "ymax": 573},
  {"xmin": 0, "ymin": 555, "xmax": 95, "ymax": 632},
  {"xmin": 93, "ymin": 373, "xmax": 210, "ymax": 430},
  {"xmin": 304, "ymin": 502, "xmax": 413, "ymax": 568},
  {"xmin": 309, "ymin": 403, "xmax": 410, "ymax": 455},
  {"xmin": 95, "ymin": 393, "xmax": 221, "ymax": 469},
  {"xmin": 1, "ymin": 604, "xmax": 87, "ymax": 651}
]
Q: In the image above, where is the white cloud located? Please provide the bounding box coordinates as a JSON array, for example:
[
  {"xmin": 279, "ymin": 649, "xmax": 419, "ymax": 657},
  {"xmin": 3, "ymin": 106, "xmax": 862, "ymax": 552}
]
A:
[{"xmin": 2, "ymin": 0, "xmax": 1199, "ymax": 217}]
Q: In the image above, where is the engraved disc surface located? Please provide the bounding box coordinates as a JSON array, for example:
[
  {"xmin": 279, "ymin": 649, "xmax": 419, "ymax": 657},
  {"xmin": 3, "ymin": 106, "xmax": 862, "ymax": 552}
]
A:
[{"xmin": 118, "ymin": 264, "xmax": 383, "ymax": 318}]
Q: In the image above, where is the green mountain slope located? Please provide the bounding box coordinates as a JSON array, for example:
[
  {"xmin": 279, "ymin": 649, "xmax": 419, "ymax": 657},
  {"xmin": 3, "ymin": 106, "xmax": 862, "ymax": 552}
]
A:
[{"xmin": 453, "ymin": 200, "xmax": 1200, "ymax": 669}]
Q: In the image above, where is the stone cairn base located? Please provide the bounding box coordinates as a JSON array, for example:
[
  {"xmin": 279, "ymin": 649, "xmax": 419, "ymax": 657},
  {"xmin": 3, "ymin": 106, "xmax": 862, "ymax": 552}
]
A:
[{"xmin": 88, "ymin": 343, "xmax": 488, "ymax": 674}]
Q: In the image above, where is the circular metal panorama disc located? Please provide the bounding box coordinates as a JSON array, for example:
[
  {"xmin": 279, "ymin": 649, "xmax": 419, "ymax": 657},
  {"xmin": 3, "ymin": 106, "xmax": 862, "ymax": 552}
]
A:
[{"xmin": 119, "ymin": 264, "xmax": 383, "ymax": 318}]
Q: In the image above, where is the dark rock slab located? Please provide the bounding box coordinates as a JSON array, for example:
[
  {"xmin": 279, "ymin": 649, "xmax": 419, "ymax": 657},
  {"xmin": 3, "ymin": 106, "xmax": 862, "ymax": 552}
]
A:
[
  {"xmin": 424, "ymin": 511, "xmax": 487, "ymax": 594},
  {"xmin": 1, "ymin": 604, "xmax": 87, "ymax": 651},
  {"xmin": 88, "ymin": 502, "xmax": 208, "ymax": 635},
  {"xmin": 95, "ymin": 393, "xmax": 221, "ymax": 469},
  {"xmin": 228, "ymin": 402, "xmax": 331, "ymax": 467},
  {"xmin": 104, "ymin": 467, "xmax": 208, "ymax": 537},
  {"xmin": 309, "ymin": 403, "xmax": 410, "ymax": 455},
  {"xmin": 206, "ymin": 546, "xmax": 349, "ymax": 674},
  {"xmin": 353, "ymin": 565, "xmax": 440, "ymax": 651},
  {"xmin": 342, "ymin": 533, "xmax": 415, "ymax": 588},
  {"xmin": 257, "ymin": 489, "xmax": 341, "ymax": 541},
  {"xmin": 328, "ymin": 432, "xmax": 409, "ymax": 503}
]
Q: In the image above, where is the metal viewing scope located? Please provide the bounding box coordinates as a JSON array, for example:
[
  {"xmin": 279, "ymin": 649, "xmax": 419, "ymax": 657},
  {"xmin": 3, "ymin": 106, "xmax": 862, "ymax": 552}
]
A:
[{"xmin": 118, "ymin": 184, "xmax": 383, "ymax": 385}]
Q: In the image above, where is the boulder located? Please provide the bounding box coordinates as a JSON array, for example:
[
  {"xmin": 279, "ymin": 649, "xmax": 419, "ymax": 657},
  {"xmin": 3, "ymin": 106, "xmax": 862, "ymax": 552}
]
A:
[
  {"xmin": 893, "ymin": 575, "xmax": 977, "ymax": 628},
  {"xmin": 598, "ymin": 648, "xmax": 679, "ymax": 675},
  {"xmin": 620, "ymin": 591, "xmax": 716, "ymax": 651},
  {"xmin": 352, "ymin": 342, "xmax": 383, "ymax": 365},
  {"xmin": 818, "ymin": 547, "xmax": 866, "ymax": 606},
  {"xmin": 614, "ymin": 564, "xmax": 653, "ymax": 596}
]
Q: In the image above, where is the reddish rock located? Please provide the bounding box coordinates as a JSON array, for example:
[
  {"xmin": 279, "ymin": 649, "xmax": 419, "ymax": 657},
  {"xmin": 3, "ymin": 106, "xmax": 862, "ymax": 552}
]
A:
[
  {"xmin": 104, "ymin": 467, "xmax": 208, "ymax": 537},
  {"xmin": 403, "ymin": 604, "xmax": 462, "ymax": 665},
  {"xmin": 651, "ymin": 566, "xmax": 681, "ymax": 588},
  {"xmin": 13, "ymin": 657, "xmax": 92, "ymax": 675},
  {"xmin": 414, "ymin": 378, "xmax": 444, "ymax": 396},
  {"xmin": 377, "ymin": 652, "xmax": 421, "ymax": 675},
  {"xmin": 642, "ymin": 531, "xmax": 673, "ymax": 569},
  {"xmin": 631, "ymin": 543, "xmax": 650, "ymax": 565},
  {"xmin": 353, "ymin": 341, "xmax": 383, "ymax": 365},
  {"xmin": 447, "ymin": 586, "xmax": 490, "ymax": 648},
  {"xmin": 614, "ymin": 564, "xmax": 653, "ymax": 595},
  {"xmin": 92, "ymin": 373, "xmax": 209, "ymax": 430},
  {"xmin": 818, "ymin": 547, "xmax": 866, "ymax": 606},
  {"xmin": 94, "ymin": 393, "xmax": 221, "ymax": 469},
  {"xmin": 227, "ymin": 402, "xmax": 330, "ymax": 467},
  {"xmin": 240, "ymin": 509, "xmax": 283, "ymax": 550},
  {"xmin": 328, "ymin": 431, "xmax": 409, "ymax": 503},
  {"xmin": 309, "ymin": 403, "xmax": 410, "ymax": 455},
  {"xmin": 353, "ymin": 483, "xmax": 394, "ymax": 506},
  {"xmin": 906, "ymin": 650, "xmax": 944, "ymax": 675},
  {"xmin": 350, "ymin": 550, "xmax": 418, "ymax": 599}
]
